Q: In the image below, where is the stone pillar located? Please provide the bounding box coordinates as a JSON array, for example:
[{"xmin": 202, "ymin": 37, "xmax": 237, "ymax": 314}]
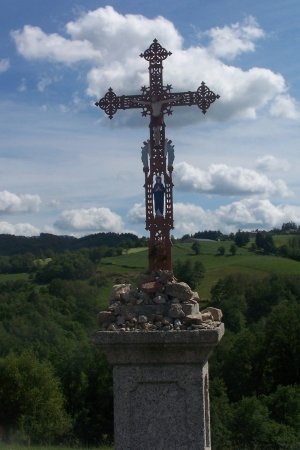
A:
[{"xmin": 93, "ymin": 327, "xmax": 224, "ymax": 450}]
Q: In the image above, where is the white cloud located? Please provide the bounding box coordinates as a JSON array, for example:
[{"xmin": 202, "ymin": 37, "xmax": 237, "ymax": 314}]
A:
[
  {"xmin": 0, "ymin": 58, "xmax": 10, "ymax": 73},
  {"xmin": 127, "ymin": 202, "xmax": 145, "ymax": 224},
  {"xmin": 54, "ymin": 207, "xmax": 124, "ymax": 232},
  {"xmin": 174, "ymin": 161, "xmax": 291, "ymax": 197},
  {"xmin": 174, "ymin": 203, "xmax": 219, "ymax": 235},
  {"xmin": 270, "ymin": 94, "xmax": 300, "ymax": 119},
  {"xmin": 10, "ymin": 7, "xmax": 296, "ymax": 121},
  {"xmin": 127, "ymin": 198, "xmax": 300, "ymax": 235},
  {"xmin": 0, "ymin": 221, "xmax": 39, "ymax": 236},
  {"xmin": 0, "ymin": 191, "xmax": 41, "ymax": 214},
  {"xmin": 12, "ymin": 25, "xmax": 101, "ymax": 64},
  {"xmin": 37, "ymin": 76, "xmax": 57, "ymax": 92},
  {"xmin": 255, "ymin": 154, "xmax": 290, "ymax": 172},
  {"xmin": 205, "ymin": 16, "xmax": 265, "ymax": 60},
  {"xmin": 215, "ymin": 198, "xmax": 299, "ymax": 231}
]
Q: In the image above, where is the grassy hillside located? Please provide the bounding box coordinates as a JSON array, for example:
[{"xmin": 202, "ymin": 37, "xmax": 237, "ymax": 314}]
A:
[{"xmin": 100, "ymin": 241, "xmax": 300, "ymax": 299}]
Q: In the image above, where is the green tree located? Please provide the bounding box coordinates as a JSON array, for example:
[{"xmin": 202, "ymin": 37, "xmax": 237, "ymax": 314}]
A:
[
  {"xmin": 262, "ymin": 385, "xmax": 300, "ymax": 433},
  {"xmin": 191, "ymin": 241, "xmax": 201, "ymax": 255},
  {"xmin": 281, "ymin": 221, "xmax": 297, "ymax": 232},
  {"xmin": 229, "ymin": 244, "xmax": 237, "ymax": 256},
  {"xmin": 263, "ymin": 300, "xmax": 300, "ymax": 389},
  {"xmin": 255, "ymin": 232, "xmax": 275, "ymax": 254},
  {"xmin": 0, "ymin": 352, "xmax": 70, "ymax": 444},
  {"xmin": 234, "ymin": 230, "xmax": 250, "ymax": 247},
  {"xmin": 217, "ymin": 245, "xmax": 225, "ymax": 256},
  {"xmin": 173, "ymin": 259, "xmax": 205, "ymax": 289}
]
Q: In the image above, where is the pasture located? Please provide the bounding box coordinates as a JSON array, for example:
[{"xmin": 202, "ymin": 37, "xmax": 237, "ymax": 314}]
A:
[{"xmin": 100, "ymin": 240, "xmax": 300, "ymax": 299}]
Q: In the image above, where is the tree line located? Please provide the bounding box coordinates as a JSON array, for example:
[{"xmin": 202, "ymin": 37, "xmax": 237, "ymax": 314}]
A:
[{"xmin": 0, "ymin": 232, "xmax": 147, "ymax": 257}]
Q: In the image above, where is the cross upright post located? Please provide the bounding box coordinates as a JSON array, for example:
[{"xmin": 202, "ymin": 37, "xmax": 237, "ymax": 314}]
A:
[{"xmin": 95, "ymin": 39, "xmax": 219, "ymax": 272}]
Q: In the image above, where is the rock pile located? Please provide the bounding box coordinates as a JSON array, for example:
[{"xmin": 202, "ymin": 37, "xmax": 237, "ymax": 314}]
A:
[{"xmin": 97, "ymin": 270, "xmax": 222, "ymax": 332}]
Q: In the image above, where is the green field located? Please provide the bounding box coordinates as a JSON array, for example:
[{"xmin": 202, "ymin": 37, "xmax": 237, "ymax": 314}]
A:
[
  {"xmin": 100, "ymin": 240, "xmax": 300, "ymax": 299},
  {"xmin": 0, "ymin": 272, "xmax": 29, "ymax": 282}
]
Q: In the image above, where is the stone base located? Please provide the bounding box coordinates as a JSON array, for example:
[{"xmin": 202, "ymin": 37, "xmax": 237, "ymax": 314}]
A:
[{"xmin": 93, "ymin": 327, "xmax": 224, "ymax": 450}]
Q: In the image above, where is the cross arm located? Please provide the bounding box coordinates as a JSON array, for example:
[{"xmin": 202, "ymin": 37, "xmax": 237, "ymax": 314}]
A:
[
  {"xmin": 167, "ymin": 82, "xmax": 220, "ymax": 114},
  {"xmin": 95, "ymin": 88, "xmax": 149, "ymax": 119}
]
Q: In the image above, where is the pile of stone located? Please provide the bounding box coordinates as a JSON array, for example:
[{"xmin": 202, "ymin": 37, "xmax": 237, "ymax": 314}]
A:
[{"xmin": 97, "ymin": 270, "xmax": 222, "ymax": 332}]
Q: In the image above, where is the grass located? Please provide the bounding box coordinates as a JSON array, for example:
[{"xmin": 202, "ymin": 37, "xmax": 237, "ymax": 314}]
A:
[
  {"xmin": 0, "ymin": 273, "xmax": 29, "ymax": 282},
  {"xmin": 99, "ymin": 241, "xmax": 300, "ymax": 300}
]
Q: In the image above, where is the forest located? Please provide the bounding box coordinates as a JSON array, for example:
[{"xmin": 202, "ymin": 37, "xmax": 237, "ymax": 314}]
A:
[{"xmin": 0, "ymin": 230, "xmax": 299, "ymax": 449}]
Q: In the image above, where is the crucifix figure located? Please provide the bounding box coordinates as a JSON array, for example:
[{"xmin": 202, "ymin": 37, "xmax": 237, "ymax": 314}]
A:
[{"xmin": 95, "ymin": 39, "xmax": 219, "ymax": 272}]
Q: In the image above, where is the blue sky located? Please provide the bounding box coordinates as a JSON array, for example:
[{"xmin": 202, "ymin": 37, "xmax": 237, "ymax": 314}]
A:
[{"xmin": 0, "ymin": 0, "xmax": 300, "ymax": 237}]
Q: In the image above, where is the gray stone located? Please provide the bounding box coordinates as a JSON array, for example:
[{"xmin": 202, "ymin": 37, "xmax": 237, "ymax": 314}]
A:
[
  {"xmin": 138, "ymin": 315, "xmax": 148, "ymax": 324},
  {"xmin": 185, "ymin": 313, "xmax": 203, "ymax": 324},
  {"xmin": 201, "ymin": 307, "xmax": 223, "ymax": 321},
  {"xmin": 169, "ymin": 304, "xmax": 185, "ymax": 319},
  {"xmin": 182, "ymin": 302, "xmax": 199, "ymax": 316},
  {"xmin": 153, "ymin": 295, "xmax": 167, "ymax": 304},
  {"xmin": 189, "ymin": 292, "xmax": 200, "ymax": 304},
  {"xmin": 110, "ymin": 284, "xmax": 131, "ymax": 302},
  {"xmin": 165, "ymin": 281, "xmax": 194, "ymax": 301},
  {"xmin": 116, "ymin": 315, "xmax": 126, "ymax": 326},
  {"xmin": 201, "ymin": 312, "xmax": 213, "ymax": 321}
]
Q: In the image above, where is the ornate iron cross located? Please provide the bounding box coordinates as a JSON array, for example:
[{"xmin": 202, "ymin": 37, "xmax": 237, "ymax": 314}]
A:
[{"xmin": 95, "ymin": 39, "xmax": 219, "ymax": 272}]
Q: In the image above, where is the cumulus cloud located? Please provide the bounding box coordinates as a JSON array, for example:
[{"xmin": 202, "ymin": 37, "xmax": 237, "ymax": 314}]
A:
[
  {"xmin": 255, "ymin": 154, "xmax": 290, "ymax": 172},
  {"xmin": 11, "ymin": 7, "xmax": 299, "ymax": 121},
  {"xmin": 0, "ymin": 191, "xmax": 41, "ymax": 214},
  {"xmin": 174, "ymin": 161, "xmax": 291, "ymax": 197},
  {"xmin": 0, "ymin": 58, "xmax": 10, "ymax": 73},
  {"xmin": 127, "ymin": 202, "xmax": 145, "ymax": 224},
  {"xmin": 11, "ymin": 25, "xmax": 100, "ymax": 64},
  {"xmin": 127, "ymin": 198, "xmax": 300, "ymax": 235},
  {"xmin": 205, "ymin": 16, "xmax": 265, "ymax": 60},
  {"xmin": 54, "ymin": 207, "xmax": 124, "ymax": 232},
  {"xmin": 215, "ymin": 198, "xmax": 300, "ymax": 231},
  {"xmin": 173, "ymin": 203, "xmax": 219, "ymax": 235},
  {"xmin": 269, "ymin": 94, "xmax": 300, "ymax": 119},
  {"xmin": 0, "ymin": 221, "xmax": 39, "ymax": 236}
]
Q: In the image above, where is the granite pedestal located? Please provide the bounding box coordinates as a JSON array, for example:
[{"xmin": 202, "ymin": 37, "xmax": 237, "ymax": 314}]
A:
[{"xmin": 93, "ymin": 326, "xmax": 224, "ymax": 450}]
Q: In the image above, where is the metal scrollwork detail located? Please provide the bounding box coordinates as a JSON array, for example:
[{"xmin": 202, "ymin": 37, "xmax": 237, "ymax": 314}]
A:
[
  {"xmin": 96, "ymin": 88, "xmax": 118, "ymax": 119},
  {"xmin": 140, "ymin": 39, "xmax": 172, "ymax": 64},
  {"xmin": 195, "ymin": 82, "xmax": 220, "ymax": 114}
]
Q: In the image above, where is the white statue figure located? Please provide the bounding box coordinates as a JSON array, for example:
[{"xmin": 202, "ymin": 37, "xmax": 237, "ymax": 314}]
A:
[
  {"xmin": 140, "ymin": 95, "xmax": 172, "ymax": 145},
  {"xmin": 164, "ymin": 138, "xmax": 175, "ymax": 167},
  {"xmin": 141, "ymin": 140, "xmax": 151, "ymax": 169}
]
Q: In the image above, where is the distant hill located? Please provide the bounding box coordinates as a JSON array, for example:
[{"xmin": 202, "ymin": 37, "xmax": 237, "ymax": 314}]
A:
[{"xmin": 0, "ymin": 232, "xmax": 145, "ymax": 256}]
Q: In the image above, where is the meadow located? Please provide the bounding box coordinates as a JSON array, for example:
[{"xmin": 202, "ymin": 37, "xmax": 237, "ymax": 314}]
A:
[{"xmin": 100, "ymin": 239, "xmax": 300, "ymax": 299}]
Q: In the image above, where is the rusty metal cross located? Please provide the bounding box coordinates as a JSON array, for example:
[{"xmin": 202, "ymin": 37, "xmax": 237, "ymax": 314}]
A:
[{"xmin": 95, "ymin": 39, "xmax": 219, "ymax": 272}]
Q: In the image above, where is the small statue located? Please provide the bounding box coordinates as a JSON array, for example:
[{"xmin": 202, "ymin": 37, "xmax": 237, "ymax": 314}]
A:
[
  {"xmin": 153, "ymin": 175, "xmax": 165, "ymax": 216},
  {"xmin": 141, "ymin": 140, "xmax": 150, "ymax": 169},
  {"xmin": 140, "ymin": 95, "xmax": 172, "ymax": 145},
  {"xmin": 164, "ymin": 138, "xmax": 175, "ymax": 168}
]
